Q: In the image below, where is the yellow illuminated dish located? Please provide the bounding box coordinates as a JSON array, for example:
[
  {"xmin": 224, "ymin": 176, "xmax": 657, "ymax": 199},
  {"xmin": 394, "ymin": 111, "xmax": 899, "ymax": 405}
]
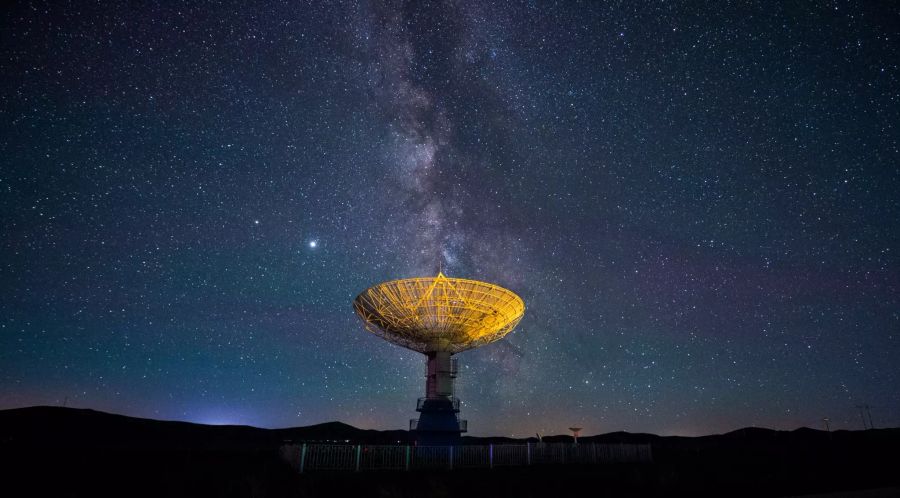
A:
[{"xmin": 353, "ymin": 272, "xmax": 525, "ymax": 354}]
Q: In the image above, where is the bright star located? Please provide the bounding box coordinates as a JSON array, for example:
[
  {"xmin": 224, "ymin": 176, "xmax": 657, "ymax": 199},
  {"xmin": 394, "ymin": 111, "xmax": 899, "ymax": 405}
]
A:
[{"xmin": 309, "ymin": 240, "xmax": 318, "ymax": 249}]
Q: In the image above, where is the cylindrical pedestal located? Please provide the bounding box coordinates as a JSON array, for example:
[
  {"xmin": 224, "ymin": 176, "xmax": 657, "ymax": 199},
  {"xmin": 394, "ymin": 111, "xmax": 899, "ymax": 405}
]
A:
[
  {"xmin": 426, "ymin": 351, "xmax": 454, "ymax": 398},
  {"xmin": 412, "ymin": 351, "xmax": 464, "ymax": 444}
]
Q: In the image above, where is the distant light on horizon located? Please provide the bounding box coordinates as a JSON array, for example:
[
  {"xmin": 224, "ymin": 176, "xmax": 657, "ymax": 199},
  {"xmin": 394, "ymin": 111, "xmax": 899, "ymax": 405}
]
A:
[{"xmin": 191, "ymin": 412, "xmax": 249, "ymax": 427}]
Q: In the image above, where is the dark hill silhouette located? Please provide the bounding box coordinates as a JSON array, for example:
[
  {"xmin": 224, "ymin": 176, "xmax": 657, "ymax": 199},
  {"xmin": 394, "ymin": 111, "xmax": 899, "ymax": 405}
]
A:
[
  {"xmin": 0, "ymin": 406, "xmax": 413, "ymax": 448},
  {"xmin": 2, "ymin": 406, "xmax": 899, "ymax": 497},
  {"xmin": 13, "ymin": 405, "xmax": 888, "ymax": 447}
]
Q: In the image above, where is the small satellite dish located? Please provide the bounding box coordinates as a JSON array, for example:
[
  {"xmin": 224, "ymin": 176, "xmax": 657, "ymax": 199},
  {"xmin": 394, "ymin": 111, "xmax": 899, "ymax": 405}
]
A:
[{"xmin": 569, "ymin": 427, "xmax": 582, "ymax": 444}]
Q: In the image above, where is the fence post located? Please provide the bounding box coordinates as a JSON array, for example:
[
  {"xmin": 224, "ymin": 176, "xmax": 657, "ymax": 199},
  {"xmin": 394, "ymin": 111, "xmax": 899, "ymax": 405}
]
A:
[
  {"xmin": 526, "ymin": 442, "xmax": 531, "ymax": 465},
  {"xmin": 449, "ymin": 446, "xmax": 454, "ymax": 470},
  {"xmin": 299, "ymin": 443, "xmax": 307, "ymax": 473},
  {"xmin": 405, "ymin": 445, "xmax": 410, "ymax": 471},
  {"xmin": 355, "ymin": 445, "xmax": 361, "ymax": 472},
  {"xmin": 489, "ymin": 444, "xmax": 493, "ymax": 469}
]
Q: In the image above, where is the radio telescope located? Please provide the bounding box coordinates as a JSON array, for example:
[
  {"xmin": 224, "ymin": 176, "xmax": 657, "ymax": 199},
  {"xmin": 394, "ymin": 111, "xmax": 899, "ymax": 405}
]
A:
[{"xmin": 353, "ymin": 272, "xmax": 525, "ymax": 444}]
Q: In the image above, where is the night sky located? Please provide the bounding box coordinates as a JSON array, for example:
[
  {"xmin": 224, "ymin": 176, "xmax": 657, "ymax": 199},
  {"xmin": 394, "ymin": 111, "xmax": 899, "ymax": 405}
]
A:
[{"xmin": 2, "ymin": 1, "xmax": 898, "ymax": 437}]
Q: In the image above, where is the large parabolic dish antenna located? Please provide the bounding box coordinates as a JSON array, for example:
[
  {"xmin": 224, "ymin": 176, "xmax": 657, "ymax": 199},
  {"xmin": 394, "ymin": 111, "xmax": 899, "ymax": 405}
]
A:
[
  {"xmin": 353, "ymin": 272, "xmax": 525, "ymax": 443},
  {"xmin": 353, "ymin": 273, "xmax": 525, "ymax": 354}
]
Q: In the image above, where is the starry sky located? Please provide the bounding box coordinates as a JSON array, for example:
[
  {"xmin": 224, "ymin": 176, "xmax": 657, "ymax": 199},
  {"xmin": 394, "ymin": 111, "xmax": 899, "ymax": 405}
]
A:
[{"xmin": 1, "ymin": 1, "xmax": 898, "ymax": 437}]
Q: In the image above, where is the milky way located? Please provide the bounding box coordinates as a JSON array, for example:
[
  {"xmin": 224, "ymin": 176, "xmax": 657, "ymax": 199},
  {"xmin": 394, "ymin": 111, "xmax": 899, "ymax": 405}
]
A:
[
  {"xmin": 1, "ymin": 1, "xmax": 898, "ymax": 436},
  {"xmin": 358, "ymin": 1, "xmax": 530, "ymax": 280}
]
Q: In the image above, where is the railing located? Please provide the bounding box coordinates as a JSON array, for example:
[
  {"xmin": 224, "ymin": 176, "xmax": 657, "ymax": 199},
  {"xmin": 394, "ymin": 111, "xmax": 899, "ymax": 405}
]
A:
[
  {"xmin": 416, "ymin": 397, "xmax": 461, "ymax": 412},
  {"xmin": 279, "ymin": 442, "xmax": 652, "ymax": 473},
  {"xmin": 409, "ymin": 418, "xmax": 467, "ymax": 432}
]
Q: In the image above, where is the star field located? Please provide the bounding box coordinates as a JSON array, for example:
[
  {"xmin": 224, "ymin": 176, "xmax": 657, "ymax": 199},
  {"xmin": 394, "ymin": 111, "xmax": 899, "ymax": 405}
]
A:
[{"xmin": 1, "ymin": 1, "xmax": 898, "ymax": 436}]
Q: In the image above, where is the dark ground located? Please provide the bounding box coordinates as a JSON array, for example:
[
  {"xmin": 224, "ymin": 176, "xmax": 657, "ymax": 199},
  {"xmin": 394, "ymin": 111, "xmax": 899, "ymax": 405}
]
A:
[{"xmin": 2, "ymin": 406, "xmax": 899, "ymax": 497}]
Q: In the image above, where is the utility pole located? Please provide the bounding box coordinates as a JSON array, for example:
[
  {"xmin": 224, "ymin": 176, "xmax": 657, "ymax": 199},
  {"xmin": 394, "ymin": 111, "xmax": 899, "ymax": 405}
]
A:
[
  {"xmin": 865, "ymin": 405, "xmax": 875, "ymax": 429},
  {"xmin": 822, "ymin": 417, "xmax": 830, "ymax": 432}
]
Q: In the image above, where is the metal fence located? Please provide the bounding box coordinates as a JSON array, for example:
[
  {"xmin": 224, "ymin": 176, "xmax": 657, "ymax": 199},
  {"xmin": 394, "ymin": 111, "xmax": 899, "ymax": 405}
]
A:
[{"xmin": 279, "ymin": 442, "xmax": 652, "ymax": 473}]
